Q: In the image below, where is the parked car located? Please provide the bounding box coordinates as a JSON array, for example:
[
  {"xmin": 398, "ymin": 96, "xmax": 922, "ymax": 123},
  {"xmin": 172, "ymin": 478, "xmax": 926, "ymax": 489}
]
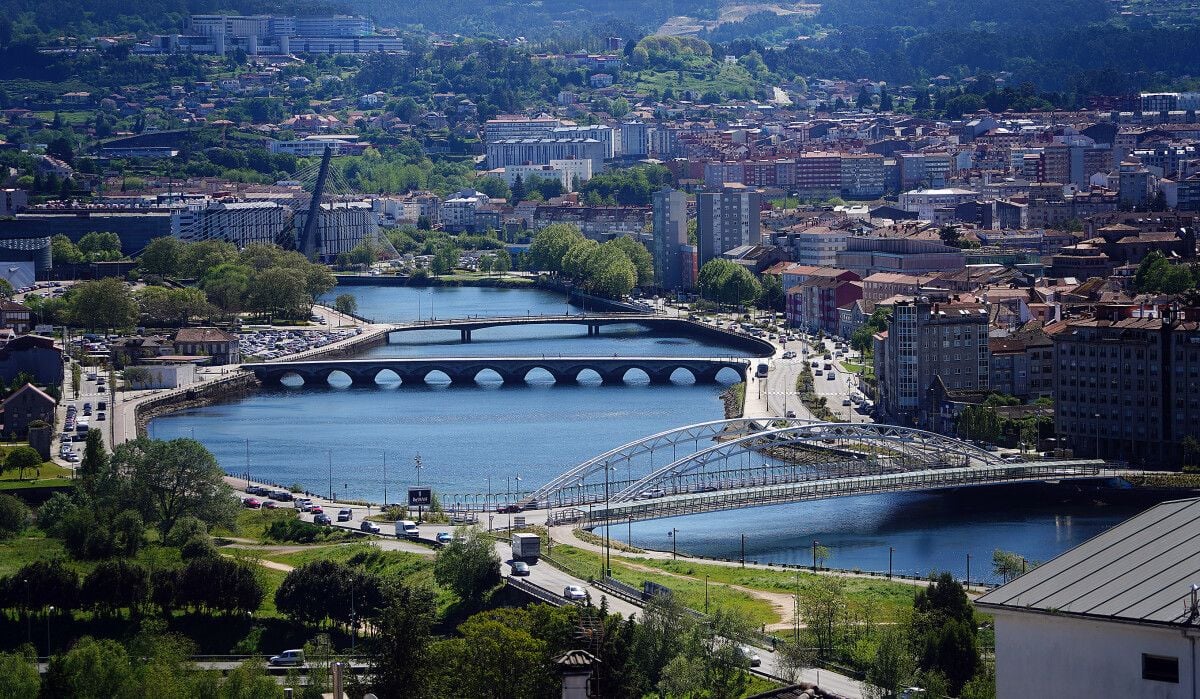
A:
[
  {"xmin": 739, "ymin": 645, "xmax": 762, "ymax": 667},
  {"xmin": 435, "ymin": 532, "xmax": 452, "ymax": 544},
  {"xmin": 242, "ymin": 498, "xmax": 261, "ymax": 509},
  {"xmin": 511, "ymin": 561, "xmax": 530, "ymax": 576},
  {"xmin": 262, "ymin": 501, "xmax": 277, "ymax": 509},
  {"xmin": 360, "ymin": 520, "xmax": 381, "ymax": 534},
  {"xmin": 314, "ymin": 513, "xmax": 331, "ymax": 525},
  {"xmin": 337, "ymin": 508, "xmax": 353, "ymax": 522},
  {"xmin": 269, "ymin": 649, "xmax": 305, "ymax": 667},
  {"xmin": 563, "ymin": 585, "xmax": 587, "ymax": 601}
]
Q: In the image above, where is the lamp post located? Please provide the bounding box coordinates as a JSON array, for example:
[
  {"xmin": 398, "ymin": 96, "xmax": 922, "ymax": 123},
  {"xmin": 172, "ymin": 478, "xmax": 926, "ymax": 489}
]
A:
[
  {"xmin": 740, "ymin": 533, "xmax": 746, "ymax": 568},
  {"xmin": 244, "ymin": 438, "xmax": 251, "ymax": 489},
  {"xmin": 966, "ymin": 553, "xmax": 972, "ymax": 588},
  {"xmin": 382, "ymin": 451, "xmax": 387, "ymax": 507},
  {"xmin": 812, "ymin": 539, "xmax": 819, "ymax": 571},
  {"xmin": 327, "ymin": 450, "xmax": 333, "ymax": 500},
  {"xmin": 888, "ymin": 546, "xmax": 894, "ymax": 578},
  {"xmin": 46, "ymin": 606, "xmax": 53, "ymax": 657},
  {"xmin": 705, "ymin": 574, "xmax": 710, "ymax": 614},
  {"xmin": 670, "ymin": 528, "xmax": 678, "ymax": 559},
  {"xmin": 414, "ymin": 454, "xmax": 423, "ymax": 522},
  {"xmin": 603, "ymin": 462, "xmax": 612, "ymax": 578}
]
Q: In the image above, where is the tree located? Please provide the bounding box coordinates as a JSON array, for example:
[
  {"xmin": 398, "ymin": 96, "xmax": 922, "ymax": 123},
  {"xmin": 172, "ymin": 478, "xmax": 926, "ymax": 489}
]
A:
[
  {"xmin": 81, "ymin": 560, "xmax": 149, "ymax": 617},
  {"xmin": 912, "ymin": 573, "xmax": 979, "ymax": 694},
  {"xmin": 247, "ymin": 267, "xmax": 308, "ymax": 322},
  {"xmin": 77, "ymin": 232, "xmax": 122, "ymax": 260},
  {"xmin": 862, "ymin": 625, "xmax": 917, "ymax": 699},
  {"xmin": 757, "ymin": 273, "xmax": 785, "ymax": 311},
  {"xmin": 112, "ymin": 438, "xmax": 238, "ymax": 538},
  {"xmin": 14, "ymin": 559, "xmax": 80, "ymax": 612},
  {"xmin": 0, "ymin": 649, "xmax": 40, "ymax": 698},
  {"xmin": 67, "ymin": 278, "xmax": 138, "ymax": 330},
  {"xmin": 0, "ymin": 493, "xmax": 29, "ymax": 538},
  {"xmin": 879, "ymin": 87, "xmax": 894, "ymax": 112},
  {"xmin": 138, "ymin": 237, "xmax": 185, "ymax": 277},
  {"xmin": 333, "ymin": 293, "xmax": 358, "ymax": 317},
  {"xmin": 122, "ymin": 366, "xmax": 153, "ymax": 390},
  {"xmin": 492, "ymin": 249, "xmax": 512, "ymax": 277},
  {"xmin": 799, "ymin": 576, "xmax": 846, "ymax": 657},
  {"xmin": 698, "ymin": 259, "xmax": 761, "ymax": 306},
  {"xmin": 433, "ymin": 527, "xmax": 501, "ymax": 603},
  {"xmin": 510, "ymin": 174, "xmax": 527, "ymax": 203},
  {"xmin": 433, "ymin": 616, "xmax": 552, "ymax": 698},
  {"xmin": 527, "ymin": 224, "xmax": 585, "ymax": 273},
  {"xmin": 200, "ymin": 263, "xmax": 251, "ymax": 315},
  {"xmin": 3, "ymin": 446, "xmax": 41, "ymax": 480},
  {"xmin": 991, "ymin": 549, "xmax": 1027, "ymax": 583},
  {"xmin": 44, "ymin": 637, "xmax": 133, "ymax": 697},
  {"xmin": 79, "ymin": 430, "xmax": 112, "ymax": 502},
  {"xmin": 371, "ymin": 584, "xmax": 437, "ymax": 698},
  {"xmin": 607, "ymin": 236, "xmax": 654, "ymax": 287}
]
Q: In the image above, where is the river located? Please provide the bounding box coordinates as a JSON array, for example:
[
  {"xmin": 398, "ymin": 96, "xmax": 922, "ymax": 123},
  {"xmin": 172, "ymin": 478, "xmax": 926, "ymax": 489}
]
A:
[{"xmin": 149, "ymin": 285, "xmax": 1154, "ymax": 583}]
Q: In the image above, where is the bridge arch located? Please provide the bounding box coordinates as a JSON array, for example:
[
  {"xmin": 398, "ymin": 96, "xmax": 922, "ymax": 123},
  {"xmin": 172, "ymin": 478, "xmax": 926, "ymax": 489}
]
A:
[
  {"xmin": 373, "ymin": 368, "xmax": 402, "ymax": 386},
  {"xmin": 522, "ymin": 417, "xmax": 817, "ymax": 508},
  {"xmin": 611, "ymin": 423, "xmax": 1006, "ymax": 503}
]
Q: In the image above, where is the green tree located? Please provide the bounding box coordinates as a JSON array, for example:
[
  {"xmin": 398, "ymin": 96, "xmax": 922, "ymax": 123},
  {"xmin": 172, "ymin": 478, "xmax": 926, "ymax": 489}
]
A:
[
  {"xmin": 863, "ymin": 625, "xmax": 917, "ymax": 699},
  {"xmin": 607, "ymin": 235, "xmax": 654, "ymax": 287},
  {"xmin": 200, "ymin": 263, "xmax": 252, "ymax": 315},
  {"xmin": 799, "ymin": 575, "xmax": 846, "ymax": 657},
  {"xmin": 912, "ymin": 573, "xmax": 979, "ymax": 694},
  {"xmin": 138, "ymin": 237, "xmax": 185, "ymax": 276},
  {"xmin": 492, "ymin": 249, "xmax": 512, "ymax": 276},
  {"xmin": 4, "ymin": 446, "xmax": 42, "ymax": 480},
  {"xmin": 527, "ymin": 224, "xmax": 585, "ymax": 273},
  {"xmin": 433, "ymin": 527, "xmax": 501, "ymax": 603},
  {"xmin": 111, "ymin": 437, "xmax": 238, "ymax": 539},
  {"xmin": 0, "ymin": 648, "xmax": 40, "ymax": 697},
  {"xmin": 0, "ymin": 492, "xmax": 30, "ymax": 538},
  {"xmin": 67, "ymin": 278, "xmax": 138, "ymax": 330},
  {"xmin": 757, "ymin": 272, "xmax": 785, "ymax": 311},
  {"xmin": 510, "ymin": 174, "xmax": 527, "ymax": 203},
  {"xmin": 698, "ymin": 259, "xmax": 761, "ymax": 306},
  {"xmin": 333, "ymin": 293, "xmax": 358, "ymax": 317},
  {"xmin": 77, "ymin": 232, "xmax": 123, "ymax": 260},
  {"xmin": 44, "ymin": 637, "xmax": 133, "ymax": 697},
  {"xmin": 433, "ymin": 616, "xmax": 552, "ymax": 698},
  {"xmin": 247, "ymin": 267, "xmax": 308, "ymax": 322},
  {"xmin": 991, "ymin": 549, "xmax": 1027, "ymax": 583},
  {"xmin": 371, "ymin": 584, "xmax": 437, "ymax": 698}
]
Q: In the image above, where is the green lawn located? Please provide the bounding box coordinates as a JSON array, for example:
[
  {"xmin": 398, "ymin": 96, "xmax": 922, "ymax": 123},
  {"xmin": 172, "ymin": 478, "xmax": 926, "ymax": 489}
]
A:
[
  {"xmin": 553, "ymin": 545, "xmax": 781, "ymax": 628},
  {"xmin": 0, "ymin": 462, "xmax": 73, "ymax": 491},
  {"xmin": 840, "ymin": 361, "xmax": 874, "ymax": 379},
  {"xmin": 552, "ymin": 545, "xmax": 921, "ymax": 627}
]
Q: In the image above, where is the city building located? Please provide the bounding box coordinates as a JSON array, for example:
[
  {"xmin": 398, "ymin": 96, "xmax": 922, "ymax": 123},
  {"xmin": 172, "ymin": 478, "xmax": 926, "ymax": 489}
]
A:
[
  {"xmin": 1050, "ymin": 305, "xmax": 1200, "ymax": 466},
  {"xmin": 1, "ymin": 383, "xmax": 55, "ymax": 438},
  {"xmin": 774, "ymin": 226, "xmax": 850, "ymax": 267},
  {"xmin": 0, "ymin": 335, "xmax": 62, "ymax": 386},
  {"xmin": 485, "ymin": 138, "xmax": 608, "ymax": 171},
  {"xmin": 787, "ymin": 276, "xmax": 863, "ymax": 334},
  {"xmin": 484, "ymin": 115, "xmax": 562, "ymax": 142},
  {"xmin": 839, "ymin": 154, "xmax": 886, "ymax": 199},
  {"xmin": 620, "ymin": 121, "xmax": 651, "ymax": 157},
  {"xmin": 651, "ymin": 188, "xmax": 687, "ymax": 290},
  {"xmin": 696, "ymin": 186, "xmax": 761, "ymax": 267},
  {"xmin": 874, "ymin": 294, "xmax": 990, "ymax": 425},
  {"xmin": 0, "ymin": 300, "xmax": 32, "ymax": 334},
  {"xmin": 268, "ymin": 136, "xmax": 369, "ymax": 157},
  {"xmin": 898, "ymin": 188, "xmax": 980, "ymax": 220},
  {"xmin": 140, "ymin": 14, "xmax": 404, "ymax": 54},
  {"xmin": 0, "ymin": 189, "xmax": 28, "ymax": 216},
  {"xmin": 836, "ymin": 236, "xmax": 966, "ymax": 277},
  {"xmin": 978, "ymin": 496, "xmax": 1200, "ymax": 699},
  {"xmin": 173, "ymin": 327, "xmax": 240, "ymax": 365}
]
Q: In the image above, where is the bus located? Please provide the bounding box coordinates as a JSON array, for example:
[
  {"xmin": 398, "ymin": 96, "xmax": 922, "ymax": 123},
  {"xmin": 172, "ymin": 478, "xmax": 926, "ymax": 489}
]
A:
[{"xmin": 755, "ymin": 363, "xmax": 769, "ymax": 378}]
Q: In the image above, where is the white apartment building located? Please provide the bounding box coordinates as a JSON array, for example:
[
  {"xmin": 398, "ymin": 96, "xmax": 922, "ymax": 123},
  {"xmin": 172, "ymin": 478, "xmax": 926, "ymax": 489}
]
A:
[{"xmin": 898, "ymin": 188, "xmax": 980, "ymax": 220}]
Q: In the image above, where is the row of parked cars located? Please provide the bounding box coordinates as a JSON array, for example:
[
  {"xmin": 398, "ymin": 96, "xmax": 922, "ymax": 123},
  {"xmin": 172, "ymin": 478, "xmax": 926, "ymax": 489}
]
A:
[{"xmin": 239, "ymin": 328, "xmax": 357, "ymax": 361}]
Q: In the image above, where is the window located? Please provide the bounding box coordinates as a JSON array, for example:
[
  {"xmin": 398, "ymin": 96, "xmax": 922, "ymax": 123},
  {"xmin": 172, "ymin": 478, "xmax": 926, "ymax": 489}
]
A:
[{"xmin": 1142, "ymin": 654, "xmax": 1179, "ymax": 683}]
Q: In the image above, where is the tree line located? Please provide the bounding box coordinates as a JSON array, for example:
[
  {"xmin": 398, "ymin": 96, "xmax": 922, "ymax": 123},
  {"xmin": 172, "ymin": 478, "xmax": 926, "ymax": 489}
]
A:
[{"xmin": 527, "ymin": 224, "xmax": 653, "ymax": 299}]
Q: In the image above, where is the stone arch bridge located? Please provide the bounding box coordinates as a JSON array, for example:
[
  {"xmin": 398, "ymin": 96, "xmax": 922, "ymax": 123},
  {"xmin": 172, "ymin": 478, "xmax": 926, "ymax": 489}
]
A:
[{"xmin": 245, "ymin": 356, "xmax": 751, "ymax": 386}]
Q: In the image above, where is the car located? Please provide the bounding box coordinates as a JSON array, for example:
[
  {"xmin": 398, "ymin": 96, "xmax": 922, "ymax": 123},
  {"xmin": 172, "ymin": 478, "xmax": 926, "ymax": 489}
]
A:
[
  {"xmin": 360, "ymin": 520, "xmax": 381, "ymax": 534},
  {"xmin": 313, "ymin": 513, "xmax": 332, "ymax": 525},
  {"xmin": 242, "ymin": 497, "xmax": 261, "ymax": 509},
  {"xmin": 496, "ymin": 504, "xmax": 521, "ymax": 514},
  {"xmin": 97, "ymin": 386, "xmax": 106, "ymax": 393},
  {"xmin": 511, "ymin": 561, "xmax": 530, "ymax": 576},
  {"xmin": 297, "ymin": 500, "xmax": 313, "ymax": 512},
  {"xmin": 66, "ymin": 453, "xmax": 79, "ymax": 462},
  {"xmin": 268, "ymin": 649, "xmax": 306, "ymax": 667},
  {"xmin": 262, "ymin": 501, "xmax": 277, "ymax": 509},
  {"xmin": 1003, "ymin": 455, "xmax": 1023, "ymax": 463},
  {"xmin": 785, "ymin": 410, "xmax": 796, "ymax": 418},
  {"xmin": 96, "ymin": 413, "xmax": 106, "ymax": 421},
  {"xmin": 337, "ymin": 508, "xmax": 353, "ymax": 522},
  {"xmin": 98, "ymin": 402, "xmax": 107, "ymax": 411},
  {"xmin": 270, "ymin": 491, "xmax": 293, "ymax": 502},
  {"xmin": 563, "ymin": 585, "xmax": 587, "ymax": 601},
  {"xmin": 739, "ymin": 645, "xmax": 762, "ymax": 667},
  {"xmin": 435, "ymin": 531, "xmax": 452, "ymax": 544},
  {"xmin": 826, "ymin": 373, "xmax": 836, "ymax": 380},
  {"xmin": 309, "ymin": 505, "xmax": 323, "ymax": 515},
  {"xmin": 842, "ymin": 399, "xmax": 852, "ymax": 406}
]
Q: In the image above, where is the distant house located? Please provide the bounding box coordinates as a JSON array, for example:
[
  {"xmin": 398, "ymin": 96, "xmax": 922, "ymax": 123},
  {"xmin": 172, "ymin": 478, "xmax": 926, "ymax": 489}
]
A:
[
  {"xmin": 0, "ymin": 300, "xmax": 31, "ymax": 334},
  {"xmin": 110, "ymin": 335, "xmax": 173, "ymax": 368},
  {"xmin": 0, "ymin": 335, "xmax": 62, "ymax": 386},
  {"xmin": 173, "ymin": 328, "xmax": 240, "ymax": 365},
  {"xmin": 2, "ymin": 383, "xmax": 56, "ymax": 438},
  {"xmin": 978, "ymin": 496, "xmax": 1200, "ymax": 698}
]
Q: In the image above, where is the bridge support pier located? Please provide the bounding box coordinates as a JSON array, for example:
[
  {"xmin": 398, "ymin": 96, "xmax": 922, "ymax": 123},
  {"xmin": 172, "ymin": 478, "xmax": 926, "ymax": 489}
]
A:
[
  {"xmin": 587, "ymin": 324, "xmax": 600, "ymax": 336},
  {"xmin": 460, "ymin": 329, "xmax": 472, "ymax": 343}
]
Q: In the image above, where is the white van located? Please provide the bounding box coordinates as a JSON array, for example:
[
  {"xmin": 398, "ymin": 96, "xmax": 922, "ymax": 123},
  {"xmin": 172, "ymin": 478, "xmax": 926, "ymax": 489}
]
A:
[{"xmin": 395, "ymin": 520, "xmax": 420, "ymax": 539}]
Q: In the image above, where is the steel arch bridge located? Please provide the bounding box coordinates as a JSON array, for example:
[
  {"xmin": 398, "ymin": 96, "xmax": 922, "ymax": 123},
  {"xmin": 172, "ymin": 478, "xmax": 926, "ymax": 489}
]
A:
[
  {"xmin": 522, "ymin": 417, "xmax": 817, "ymax": 509},
  {"xmin": 609, "ymin": 422, "xmax": 1005, "ymax": 503}
]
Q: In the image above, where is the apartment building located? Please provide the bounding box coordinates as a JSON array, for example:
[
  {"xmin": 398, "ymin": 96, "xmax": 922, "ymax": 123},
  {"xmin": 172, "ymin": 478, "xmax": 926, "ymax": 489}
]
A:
[
  {"xmin": 696, "ymin": 186, "xmax": 761, "ymax": 267},
  {"xmin": 874, "ymin": 295, "xmax": 990, "ymax": 425},
  {"xmin": 1051, "ymin": 305, "xmax": 1200, "ymax": 466},
  {"xmin": 484, "ymin": 116, "xmax": 562, "ymax": 142},
  {"xmin": 652, "ymin": 188, "xmax": 688, "ymax": 290},
  {"xmin": 485, "ymin": 138, "xmax": 608, "ymax": 171}
]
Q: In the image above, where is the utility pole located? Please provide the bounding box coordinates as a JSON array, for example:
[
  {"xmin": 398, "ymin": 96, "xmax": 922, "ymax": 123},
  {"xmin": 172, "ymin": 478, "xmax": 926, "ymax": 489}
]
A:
[
  {"xmin": 888, "ymin": 546, "xmax": 894, "ymax": 578},
  {"xmin": 741, "ymin": 533, "xmax": 746, "ymax": 568},
  {"xmin": 382, "ymin": 451, "xmax": 387, "ymax": 507}
]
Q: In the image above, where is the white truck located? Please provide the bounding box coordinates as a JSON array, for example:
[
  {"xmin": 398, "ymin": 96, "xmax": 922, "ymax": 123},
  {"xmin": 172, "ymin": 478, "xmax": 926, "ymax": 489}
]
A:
[
  {"xmin": 395, "ymin": 520, "xmax": 419, "ymax": 539},
  {"xmin": 511, "ymin": 532, "xmax": 541, "ymax": 562}
]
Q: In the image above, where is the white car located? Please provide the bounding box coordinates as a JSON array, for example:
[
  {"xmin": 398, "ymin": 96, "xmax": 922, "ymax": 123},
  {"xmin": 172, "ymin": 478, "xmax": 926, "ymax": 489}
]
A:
[
  {"xmin": 563, "ymin": 585, "xmax": 587, "ymax": 601},
  {"xmin": 739, "ymin": 645, "xmax": 762, "ymax": 667}
]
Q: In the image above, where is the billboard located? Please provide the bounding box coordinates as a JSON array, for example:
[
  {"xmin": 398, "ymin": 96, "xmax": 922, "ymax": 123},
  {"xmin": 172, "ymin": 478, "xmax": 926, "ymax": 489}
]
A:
[{"xmin": 408, "ymin": 488, "xmax": 432, "ymax": 507}]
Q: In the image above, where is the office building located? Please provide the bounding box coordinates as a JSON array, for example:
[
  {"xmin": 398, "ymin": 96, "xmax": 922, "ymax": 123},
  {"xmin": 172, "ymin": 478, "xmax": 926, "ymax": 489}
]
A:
[
  {"xmin": 485, "ymin": 138, "xmax": 608, "ymax": 171},
  {"xmin": 696, "ymin": 186, "xmax": 761, "ymax": 267},
  {"xmin": 484, "ymin": 116, "xmax": 562, "ymax": 143},
  {"xmin": 651, "ymin": 188, "xmax": 687, "ymax": 290}
]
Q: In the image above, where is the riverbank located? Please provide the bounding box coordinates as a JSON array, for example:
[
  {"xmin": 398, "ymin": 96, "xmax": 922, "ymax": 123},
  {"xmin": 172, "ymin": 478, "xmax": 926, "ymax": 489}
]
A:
[{"xmin": 334, "ymin": 273, "xmax": 534, "ymax": 289}]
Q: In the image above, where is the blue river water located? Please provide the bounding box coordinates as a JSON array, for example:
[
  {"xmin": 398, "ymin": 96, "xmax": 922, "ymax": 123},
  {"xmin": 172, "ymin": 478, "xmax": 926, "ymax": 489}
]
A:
[{"xmin": 149, "ymin": 285, "xmax": 1153, "ymax": 582}]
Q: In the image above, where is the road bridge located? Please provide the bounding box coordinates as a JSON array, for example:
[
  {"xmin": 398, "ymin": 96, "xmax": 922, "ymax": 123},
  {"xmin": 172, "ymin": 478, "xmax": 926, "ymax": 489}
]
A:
[
  {"xmin": 245, "ymin": 356, "xmax": 751, "ymax": 386},
  {"xmin": 383, "ymin": 313, "xmax": 774, "ymax": 355},
  {"xmin": 523, "ymin": 419, "xmax": 1116, "ymax": 524}
]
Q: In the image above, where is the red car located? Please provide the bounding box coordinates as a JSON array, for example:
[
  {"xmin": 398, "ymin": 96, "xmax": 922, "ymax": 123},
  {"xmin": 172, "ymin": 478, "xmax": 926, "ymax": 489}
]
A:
[
  {"xmin": 242, "ymin": 497, "xmax": 261, "ymax": 509},
  {"xmin": 262, "ymin": 501, "xmax": 277, "ymax": 509},
  {"xmin": 309, "ymin": 505, "xmax": 323, "ymax": 515}
]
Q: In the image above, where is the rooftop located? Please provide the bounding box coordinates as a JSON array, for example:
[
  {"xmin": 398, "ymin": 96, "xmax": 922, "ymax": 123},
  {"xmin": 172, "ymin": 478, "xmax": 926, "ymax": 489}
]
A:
[{"xmin": 977, "ymin": 497, "xmax": 1200, "ymax": 628}]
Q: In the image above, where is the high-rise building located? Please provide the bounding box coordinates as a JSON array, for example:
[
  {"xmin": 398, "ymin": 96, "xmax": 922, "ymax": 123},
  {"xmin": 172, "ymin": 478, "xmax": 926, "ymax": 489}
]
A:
[
  {"xmin": 874, "ymin": 294, "xmax": 990, "ymax": 425},
  {"xmin": 652, "ymin": 188, "xmax": 687, "ymax": 290},
  {"xmin": 696, "ymin": 186, "xmax": 761, "ymax": 267},
  {"xmin": 619, "ymin": 121, "xmax": 651, "ymax": 157}
]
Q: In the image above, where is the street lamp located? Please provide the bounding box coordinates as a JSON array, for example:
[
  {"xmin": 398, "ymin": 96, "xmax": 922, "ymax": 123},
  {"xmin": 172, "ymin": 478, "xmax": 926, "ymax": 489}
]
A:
[
  {"xmin": 669, "ymin": 528, "xmax": 678, "ymax": 559},
  {"xmin": 705, "ymin": 574, "xmax": 710, "ymax": 614},
  {"xmin": 327, "ymin": 450, "xmax": 333, "ymax": 500},
  {"xmin": 245, "ymin": 438, "xmax": 251, "ymax": 489},
  {"xmin": 740, "ymin": 533, "xmax": 746, "ymax": 568},
  {"xmin": 382, "ymin": 451, "xmax": 388, "ymax": 507},
  {"xmin": 966, "ymin": 553, "xmax": 972, "ymax": 588},
  {"xmin": 414, "ymin": 454, "xmax": 424, "ymax": 522},
  {"xmin": 46, "ymin": 606, "xmax": 53, "ymax": 657},
  {"xmin": 812, "ymin": 539, "xmax": 820, "ymax": 571},
  {"xmin": 888, "ymin": 546, "xmax": 894, "ymax": 578}
]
